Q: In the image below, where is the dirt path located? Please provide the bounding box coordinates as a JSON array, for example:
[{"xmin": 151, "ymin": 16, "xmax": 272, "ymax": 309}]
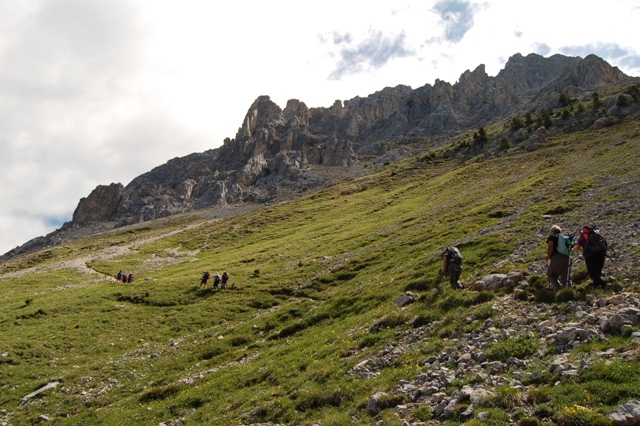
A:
[{"xmin": 0, "ymin": 223, "xmax": 205, "ymax": 281}]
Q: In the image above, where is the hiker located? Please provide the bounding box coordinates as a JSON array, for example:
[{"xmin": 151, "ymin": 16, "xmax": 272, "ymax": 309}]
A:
[
  {"xmin": 116, "ymin": 270, "xmax": 123, "ymax": 283},
  {"xmin": 546, "ymin": 225, "xmax": 571, "ymax": 291},
  {"xmin": 221, "ymin": 271, "xmax": 229, "ymax": 289},
  {"xmin": 127, "ymin": 273, "xmax": 134, "ymax": 284},
  {"xmin": 200, "ymin": 271, "xmax": 210, "ymax": 289},
  {"xmin": 442, "ymin": 246, "xmax": 464, "ymax": 289},
  {"xmin": 213, "ymin": 272, "xmax": 221, "ymax": 289},
  {"xmin": 574, "ymin": 226, "xmax": 607, "ymax": 289}
]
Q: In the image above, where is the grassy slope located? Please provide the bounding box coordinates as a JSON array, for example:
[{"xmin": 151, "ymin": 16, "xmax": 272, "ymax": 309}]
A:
[{"xmin": 1, "ymin": 112, "xmax": 639, "ymax": 425}]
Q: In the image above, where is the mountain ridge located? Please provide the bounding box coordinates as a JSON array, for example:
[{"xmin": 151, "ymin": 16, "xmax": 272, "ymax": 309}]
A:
[{"xmin": 2, "ymin": 52, "xmax": 638, "ymax": 262}]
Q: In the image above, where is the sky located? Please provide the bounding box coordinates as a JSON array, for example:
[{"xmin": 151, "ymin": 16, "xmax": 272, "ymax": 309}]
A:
[{"xmin": 1, "ymin": 0, "xmax": 639, "ymax": 255}]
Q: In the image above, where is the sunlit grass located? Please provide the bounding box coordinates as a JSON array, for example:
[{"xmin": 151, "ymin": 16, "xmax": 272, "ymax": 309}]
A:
[{"xmin": 1, "ymin": 114, "xmax": 639, "ymax": 424}]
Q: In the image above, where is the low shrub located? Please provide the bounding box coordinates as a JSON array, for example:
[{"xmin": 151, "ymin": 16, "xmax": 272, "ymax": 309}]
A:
[
  {"xmin": 486, "ymin": 385, "xmax": 521, "ymax": 409},
  {"xmin": 555, "ymin": 288, "xmax": 576, "ymax": 303},
  {"xmin": 555, "ymin": 404, "xmax": 611, "ymax": 426},
  {"xmin": 519, "ymin": 417, "xmax": 541, "ymax": 426},
  {"xmin": 515, "ymin": 290, "xmax": 529, "ymax": 301},
  {"xmin": 528, "ymin": 274, "xmax": 547, "ymax": 289},
  {"xmin": 411, "ymin": 405, "xmax": 433, "ymax": 421},
  {"xmin": 486, "ymin": 335, "xmax": 539, "ymax": 362},
  {"xmin": 527, "ymin": 387, "xmax": 551, "ymax": 404},
  {"xmin": 535, "ymin": 288, "xmax": 556, "ymax": 304}
]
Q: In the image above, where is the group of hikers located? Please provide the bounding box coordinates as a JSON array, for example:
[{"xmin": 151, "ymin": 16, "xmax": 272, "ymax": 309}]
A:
[
  {"xmin": 199, "ymin": 271, "xmax": 230, "ymax": 290},
  {"xmin": 116, "ymin": 270, "xmax": 135, "ymax": 283},
  {"xmin": 441, "ymin": 224, "xmax": 610, "ymax": 291},
  {"xmin": 546, "ymin": 224, "xmax": 609, "ymax": 291},
  {"xmin": 112, "ymin": 225, "xmax": 608, "ymax": 292}
]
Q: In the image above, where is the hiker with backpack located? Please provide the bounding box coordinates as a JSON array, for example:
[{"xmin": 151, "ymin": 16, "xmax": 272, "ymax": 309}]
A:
[
  {"xmin": 442, "ymin": 246, "xmax": 464, "ymax": 290},
  {"xmin": 546, "ymin": 225, "xmax": 572, "ymax": 291},
  {"xmin": 213, "ymin": 272, "xmax": 221, "ymax": 289},
  {"xmin": 221, "ymin": 271, "xmax": 229, "ymax": 289},
  {"xmin": 200, "ymin": 271, "xmax": 210, "ymax": 289},
  {"xmin": 574, "ymin": 226, "xmax": 608, "ymax": 289}
]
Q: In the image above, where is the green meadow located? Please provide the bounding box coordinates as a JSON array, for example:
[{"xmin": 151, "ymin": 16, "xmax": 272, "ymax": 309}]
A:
[{"xmin": 1, "ymin": 110, "xmax": 639, "ymax": 425}]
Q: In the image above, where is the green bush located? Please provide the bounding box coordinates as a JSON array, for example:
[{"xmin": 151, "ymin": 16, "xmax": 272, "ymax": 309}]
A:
[
  {"xmin": 486, "ymin": 385, "xmax": 521, "ymax": 409},
  {"xmin": 555, "ymin": 288, "xmax": 575, "ymax": 303},
  {"xmin": 500, "ymin": 137, "xmax": 510, "ymax": 151},
  {"xmin": 519, "ymin": 417, "xmax": 541, "ymax": 426},
  {"xmin": 535, "ymin": 288, "xmax": 556, "ymax": 304},
  {"xmin": 555, "ymin": 404, "xmax": 612, "ymax": 426},
  {"xmin": 616, "ymin": 95, "xmax": 630, "ymax": 107},
  {"xmin": 412, "ymin": 405, "xmax": 433, "ymax": 421},
  {"xmin": 527, "ymin": 387, "xmax": 551, "ymax": 404},
  {"xmin": 486, "ymin": 335, "xmax": 539, "ymax": 362},
  {"xmin": 528, "ymin": 275, "xmax": 547, "ymax": 289},
  {"xmin": 511, "ymin": 115, "xmax": 526, "ymax": 131}
]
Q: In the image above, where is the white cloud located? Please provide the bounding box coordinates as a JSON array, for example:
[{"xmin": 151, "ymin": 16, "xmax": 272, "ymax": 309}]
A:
[
  {"xmin": 1, "ymin": 0, "xmax": 639, "ymax": 254},
  {"xmin": 329, "ymin": 30, "xmax": 414, "ymax": 80},
  {"xmin": 432, "ymin": 0, "xmax": 483, "ymax": 43}
]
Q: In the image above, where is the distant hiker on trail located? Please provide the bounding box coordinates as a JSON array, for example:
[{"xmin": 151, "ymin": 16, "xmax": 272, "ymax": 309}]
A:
[
  {"xmin": 200, "ymin": 271, "xmax": 210, "ymax": 289},
  {"xmin": 442, "ymin": 246, "xmax": 464, "ymax": 290},
  {"xmin": 546, "ymin": 225, "xmax": 572, "ymax": 291},
  {"xmin": 221, "ymin": 271, "xmax": 229, "ymax": 289},
  {"xmin": 116, "ymin": 270, "xmax": 123, "ymax": 283},
  {"xmin": 574, "ymin": 225, "xmax": 608, "ymax": 289},
  {"xmin": 213, "ymin": 272, "xmax": 221, "ymax": 289},
  {"xmin": 126, "ymin": 273, "xmax": 134, "ymax": 284}
]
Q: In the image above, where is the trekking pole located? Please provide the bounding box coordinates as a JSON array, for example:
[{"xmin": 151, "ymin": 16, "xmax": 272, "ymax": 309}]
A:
[{"xmin": 565, "ymin": 254, "xmax": 573, "ymax": 288}]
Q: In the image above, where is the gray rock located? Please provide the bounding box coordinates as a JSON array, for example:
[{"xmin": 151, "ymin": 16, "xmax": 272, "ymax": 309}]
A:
[
  {"xmin": 367, "ymin": 392, "xmax": 388, "ymax": 415},
  {"xmin": 608, "ymin": 399, "xmax": 640, "ymax": 425},
  {"xmin": 395, "ymin": 292, "xmax": 418, "ymax": 307}
]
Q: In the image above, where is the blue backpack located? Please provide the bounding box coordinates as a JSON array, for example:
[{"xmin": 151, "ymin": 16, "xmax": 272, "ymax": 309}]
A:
[{"xmin": 557, "ymin": 234, "xmax": 574, "ymax": 256}]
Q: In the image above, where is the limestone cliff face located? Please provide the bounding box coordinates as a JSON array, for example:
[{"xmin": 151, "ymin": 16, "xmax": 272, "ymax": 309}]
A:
[
  {"xmin": 58, "ymin": 53, "xmax": 640, "ymax": 229},
  {"xmin": 72, "ymin": 183, "xmax": 124, "ymax": 224}
]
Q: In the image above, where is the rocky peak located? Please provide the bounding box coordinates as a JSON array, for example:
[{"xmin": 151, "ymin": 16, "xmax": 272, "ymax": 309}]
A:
[
  {"xmin": 565, "ymin": 53, "xmax": 630, "ymax": 87},
  {"xmin": 238, "ymin": 95, "xmax": 283, "ymax": 139},
  {"xmin": 72, "ymin": 183, "xmax": 124, "ymax": 224}
]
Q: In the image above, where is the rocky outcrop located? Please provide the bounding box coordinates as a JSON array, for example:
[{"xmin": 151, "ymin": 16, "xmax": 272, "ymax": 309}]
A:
[{"xmin": 72, "ymin": 183, "xmax": 124, "ymax": 224}]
